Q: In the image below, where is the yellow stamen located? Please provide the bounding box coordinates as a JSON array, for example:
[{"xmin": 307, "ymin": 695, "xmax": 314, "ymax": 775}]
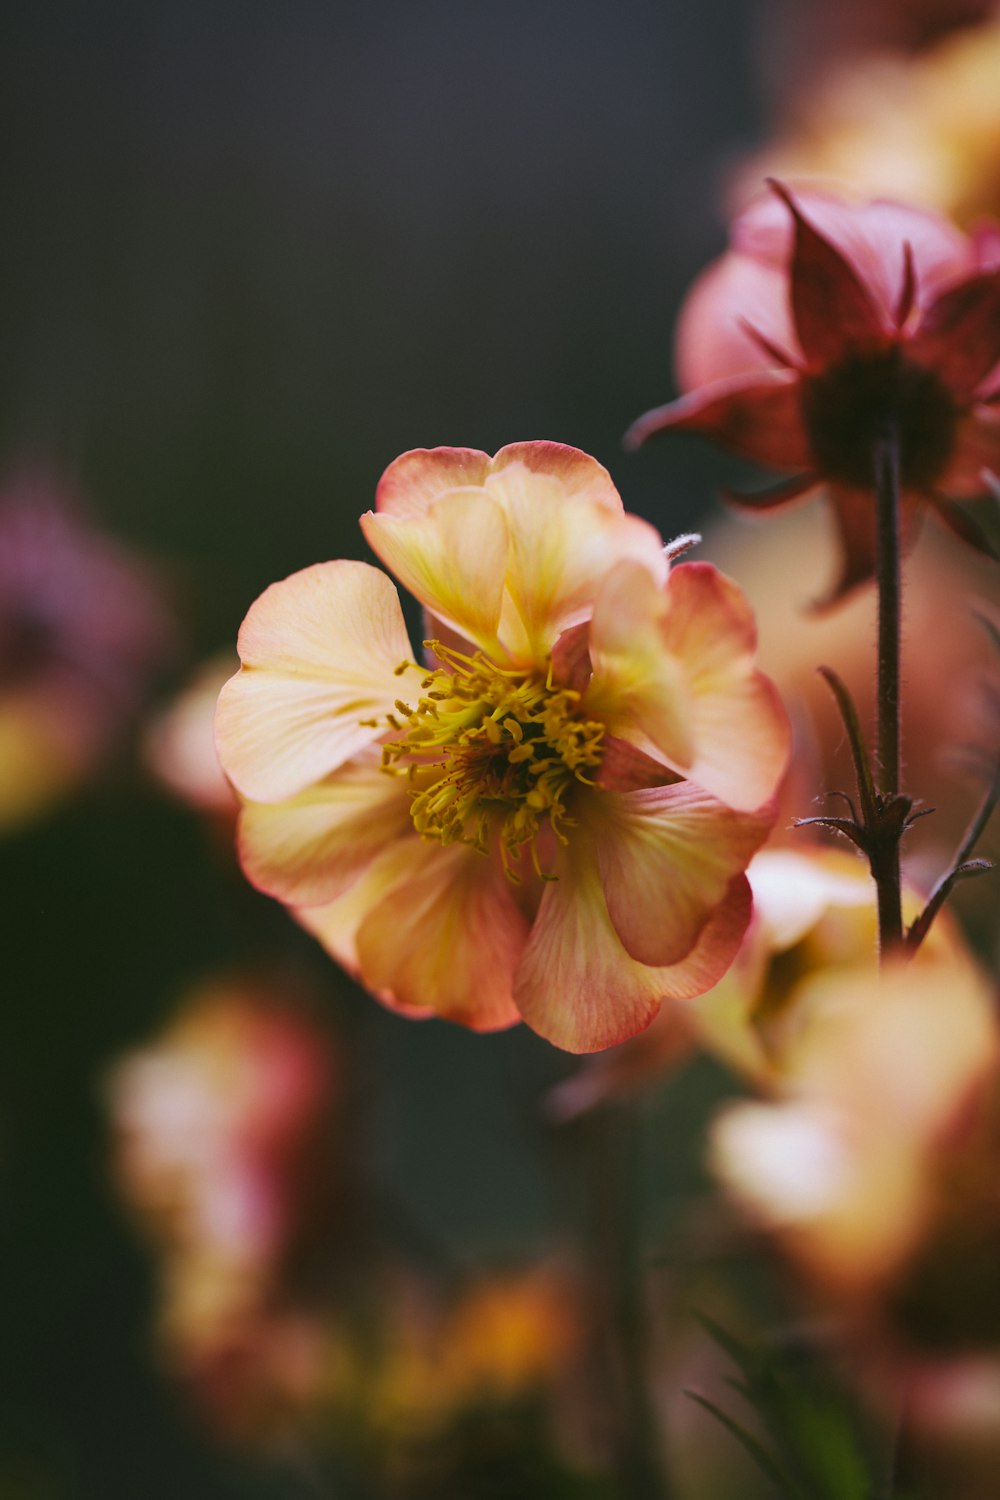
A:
[{"xmin": 377, "ymin": 641, "xmax": 605, "ymax": 878}]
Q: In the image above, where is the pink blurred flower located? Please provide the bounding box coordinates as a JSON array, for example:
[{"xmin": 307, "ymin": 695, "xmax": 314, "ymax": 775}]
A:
[
  {"xmin": 144, "ymin": 653, "xmax": 239, "ymax": 820},
  {"xmin": 216, "ymin": 443, "xmax": 789, "ymax": 1053},
  {"xmin": 628, "ymin": 185, "xmax": 1000, "ymax": 606},
  {"xmin": 107, "ymin": 977, "xmax": 344, "ymax": 1319},
  {"xmin": 0, "ymin": 472, "xmax": 173, "ymax": 827}
]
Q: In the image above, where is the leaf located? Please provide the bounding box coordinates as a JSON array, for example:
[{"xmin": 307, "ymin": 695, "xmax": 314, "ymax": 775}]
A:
[{"xmin": 685, "ymin": 1390, "xmax": 806, "ymax": 1499}]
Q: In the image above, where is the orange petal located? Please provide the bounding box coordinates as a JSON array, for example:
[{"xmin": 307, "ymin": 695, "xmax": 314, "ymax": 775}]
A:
[
  {"xmin": 237, "ymin": 749, "xmax": 414, "ymax": 906},
  {"xmin": 513, "ymin": 830, "xmax": 752, "ymax": 1053},
  {"xmin": 216, "ymin": 561, "xmax": 413, "ymax": 802},
  {"xmin": 361, "ymin": 490, "xmax": 508, "ymax": 653},
  {"xmin": 353, "ymin": 839, "xmax": 528, "ymax": 1031},
  {"xmin": 597, "ymin": 783, "xmax": 772, "ymax": 968}
]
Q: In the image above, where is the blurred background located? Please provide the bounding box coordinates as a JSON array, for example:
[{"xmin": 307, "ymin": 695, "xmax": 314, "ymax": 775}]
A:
[{"xmin": 2, "ymin": 0, "xmax": 999, "ymax": 1496}]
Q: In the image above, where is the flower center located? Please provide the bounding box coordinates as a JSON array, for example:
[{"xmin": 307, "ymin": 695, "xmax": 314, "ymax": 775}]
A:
[
  {"xmin": 800, "ymin": 346, "xmax": 958, "ymax": 491},
  {"xmin": 382, "ymin": 641, "xmax": 605, "ymax": 878}
]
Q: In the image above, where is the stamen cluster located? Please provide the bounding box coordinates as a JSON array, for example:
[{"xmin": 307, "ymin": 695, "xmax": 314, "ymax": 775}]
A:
[{"xmin": 381, "ymin": 641, "xmax": 605, "ymax": 877}]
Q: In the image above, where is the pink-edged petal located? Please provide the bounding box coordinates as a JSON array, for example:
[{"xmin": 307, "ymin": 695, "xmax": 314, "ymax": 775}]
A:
[
  {"xmin": 770, "ymin": 182, "xmax": 887, "ymax": 368},
  {"xmin": 595, "ymin": 735, "xmax": 679, "ymax": 792},
  {"xmin": 513, "ymin": 833, "xmax": 752, "ymax": 1054},
  {"xmin": 625, "ymin": 370, "xmax": 814, "ymax": 471},
  {"xmin": 812, "ymin": 486, "xmax": 923, "ymax": 609},
  {"xmin": 353, "ymin": 838, "xmax": 528, "ymax": 1031},
  {"xmin": 374, "ymin": 446, "xmax": 491, "ymax": 517},
  {"xmin": 216, "ymin": 561, "xmax": 413, "ymax": 803},
  {"xmin": 597, "ymin": 782, "xmax": 772, "ymax": 968},
  {"xmin": 236, "ymin": 749, "xmax": 414, "ymax": 906},
  {"xmin": 490, "ymin": 441, "xmax": 624, "ymax": 511},
  {"xmin": 586, "ymin": 560, "xmax": 695, "ymax": 772},
  {"xmin": 483, "ymin": 449, "xmax": 667, "ymax": 661},
  {"xmin": 656, "ymin": 563, "xmax": 790, "ymax": 811},
  {"xmin": 938, "ymin": 406, "xmax": 1000, "ymax": 495},
  {"xmin": 361, "ymin": 490, "xmax": 509, "ymax": 653},
  {"xmin": 292, "ymin": 842, "xmax": 422, "ymax": 988},
  {"xmin": 909, "ymin": 269, "xmax": 1000, "ymax": 398}
]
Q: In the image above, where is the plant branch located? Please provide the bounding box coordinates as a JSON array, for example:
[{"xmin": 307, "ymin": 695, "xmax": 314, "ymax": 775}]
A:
[{"xmin": 907, "ymin": 758, "xmax": 999, "ymax": 953}]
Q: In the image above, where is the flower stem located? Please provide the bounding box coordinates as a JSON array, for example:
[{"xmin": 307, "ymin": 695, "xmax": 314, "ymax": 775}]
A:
[
  {"xmin": 591, "ymin": 1102, "xmax": 674, "ymax": 1500},
  {"xmin": 873, "ymin": 428, "xmax": 904, "ymax": 957}
]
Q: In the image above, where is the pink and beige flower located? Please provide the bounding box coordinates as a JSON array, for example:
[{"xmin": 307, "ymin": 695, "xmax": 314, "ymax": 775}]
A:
[
  {"xmin": 216, "ymin": 442, "xmax": 789, "ymax": 1053},
  {"xmin": 709, "ymin": 955, "xmax": 1000, "ymax": 1297},
  {"xmin": 627, "ymin": 185, "xmax": 1000, "ymax": 605}
]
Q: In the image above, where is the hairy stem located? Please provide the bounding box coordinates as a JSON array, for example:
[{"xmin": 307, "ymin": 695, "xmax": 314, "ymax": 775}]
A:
[{"xmin": 874, "ymin": 428, "xmax": 904, "ymax": 956}]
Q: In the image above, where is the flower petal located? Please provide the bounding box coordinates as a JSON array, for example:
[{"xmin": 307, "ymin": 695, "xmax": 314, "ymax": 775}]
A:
[
  {"xmin": 772, "ymin": 183, "xmax": 887, "ymax": 367},
  {"xmin": 938, "ymin": 406, "xmax": 1000, "ymax": 495},
  {"xmin": 485, "ymin": 446, "xmax": 667, "ymax": 661},
  {"xmin": 625, "ymin": 370, "xmax": 814, "ymax": 471},
  {"xmin": 656, "ymin": 563, "xmax": 790, "ymax": 811},
  {"xmin": 908, "ymin": 269, "xmax": 1000, "ymax": 398},
  {"xmin": 812, "ymin": 486, "xmax": 923, "ymax": 608},
  {"xmin": 237, "ymin": 749, "xmax": 414, "ymax": 906},
  {"xmin": 362, "ymin": 490, "xmax": 509, "ymax": 653},
  {"xmin": 586, "ymin": 560, "xmax": 694, "ymax": 772},
  {"xmin": 588, "ymin": 561, "xmax": 789, "ymax": 812},
  {"xmin": 353, "ymin": 838, "xmax": 528, "ymax": 1031},
  {"xmin": 513, "ymin": 837, "xmax": 752, "ymax": 1053},
  {"xmin": 216, "ymin": 561, "xmax": 413, "ymax": 802},
  {"xmin": 374, "ymin": 446, "xmax": 492, "ymax": 517},
  {"xmin": 597, "ymin": 782, "xmax": 772, "ymax": 968}
]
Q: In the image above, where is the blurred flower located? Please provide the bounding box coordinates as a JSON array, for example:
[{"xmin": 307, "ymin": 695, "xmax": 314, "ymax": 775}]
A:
[
  {"xmin": 106, "ymin": 974, "xmax": 347, "ymax": 1422},
  {"xmin": 0, "ymin": 471, "xmax": 174, "ymax": 828},
  {"xmin": 627, "ymin": 186, "xmax": 1000, "ymax": 605},
  {"xmin": 549, "ymin": 843, "xmax": 970, "ymax": 1117},
  {"xmin": 144, "ymin": 652, "xmax": 238, "ymax": 820},
  {"xmin": 216, "ymin": 443, "xmax": 788, "ymax": 1053},
  {"xmin": 738, "ymin": 13, "xmax": 1000, "ymax": 229},
  {"xmin": 709, "ymin": 957, "xmax": 999, "ymax": 1297}
]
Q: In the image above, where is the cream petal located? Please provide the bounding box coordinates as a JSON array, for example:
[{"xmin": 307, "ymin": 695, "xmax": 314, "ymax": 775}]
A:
[
  {"xmin": 361, "ymin": 490, "xmax": 508, "ymax": 654},
  {"xmin": 293, "ymin": 844, "xmax": 437, "ymax": 1022},
  {"xmin": 585, "ymin": 560, "xmax": 695, "ymax": 771},
  {"xmin": 353, "ymin": 838, "xmax": 528, "ymax": 1031},
  {"xmin": 374, "ymin": 447, "xmax": 492, "ymax": 517},
  {"xmin": 513, "ymin": 828, "xmax": 752, "ymax": 1054},
  {"xmin": 484, "ymin": 460, "xmax": 667, "ymax": 662},
  {"xmin": 590, "ymin": 561, "xmax": 789, "ymax": 813},
  {"xmin": 597, "ymin": 783, "xmax": 773, "ymax": 968},
  {"xmin": 237, "ymin": 750, "xmax": 414, "ymax": 907},
  {"xmin": 661, "ymin": 564, "xmax": 790, "ymax": 811},
  {"xmin": 216, "ymin": 560, "xmax": 413, "ymax": 802}
]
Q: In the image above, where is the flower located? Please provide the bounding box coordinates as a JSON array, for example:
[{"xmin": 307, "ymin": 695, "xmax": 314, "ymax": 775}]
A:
[
  {"xmin": 548, "ymin": 842, "xmax": 972, "ymax": 1116},
  {"xmin": 709, "ymin": 956, "xmax": 1000, "ymax": 1296},
  {"xmin": 216, "ymin": 442, "xmax": 789, "ymax": 1052},
  {"xmin": 0, "ymin": 471, "xmax": 174, "ymax": 827},
  {"xmin": 144, "ymin": 652, "xmax": 239, "ymax": 820},
  {"xmin": 626, "ymin": 185, "xmax": 1000, "ymax": 606}
]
